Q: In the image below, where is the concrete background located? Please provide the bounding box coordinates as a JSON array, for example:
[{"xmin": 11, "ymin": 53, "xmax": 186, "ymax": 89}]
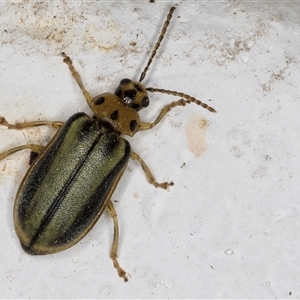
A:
[{"xmin": 0, "ymin": 1, "xmax": 299, "ymax": 298}]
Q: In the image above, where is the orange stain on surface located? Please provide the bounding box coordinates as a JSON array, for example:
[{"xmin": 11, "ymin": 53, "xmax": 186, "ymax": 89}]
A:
[{"xmin": 185, "ymin": 113, "xmax": 208, "ymax": 157}]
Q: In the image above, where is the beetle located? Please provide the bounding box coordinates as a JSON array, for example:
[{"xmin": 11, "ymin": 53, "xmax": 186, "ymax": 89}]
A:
[{"xmin": 0, "ymin": 7, "xmax": 216, "ymax": 282}]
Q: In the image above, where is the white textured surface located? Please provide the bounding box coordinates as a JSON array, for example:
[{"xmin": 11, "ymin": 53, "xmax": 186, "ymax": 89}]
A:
[{"xmin": 0, "ymin": 1, "xmax": 300, "ymax": 298}]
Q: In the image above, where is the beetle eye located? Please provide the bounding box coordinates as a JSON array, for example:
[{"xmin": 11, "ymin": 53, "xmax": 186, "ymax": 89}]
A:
[
  {"xmin": 120, "ymin": 78, "xmax": 131, "ymax": 85},
  {"xmin": 141, "ymin": 96, "xmax": 149, "ymax": 108},
  {"xmin": 115, "ymin": 86, "xmax": 121, "ymax": 98}
]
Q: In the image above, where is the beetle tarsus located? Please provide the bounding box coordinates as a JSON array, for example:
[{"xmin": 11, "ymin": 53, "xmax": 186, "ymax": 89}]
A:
[
  {"xmin": 130, "ymin": 151, "xmax": 175, "ymax": 190},
  {"xmin": 0, "ymin": 116, "xmax": 14, "ymax": 128},
  {"xmin": 153, "ymin": 180, "xmax": 174, "ymax": 190},
  {"xmin": 61, "ymin": 52, "xmax": 72, "ymax": 65},
  {"xmin": 111, "ymin": 255, "xmax": 128, "ymax": 282}
]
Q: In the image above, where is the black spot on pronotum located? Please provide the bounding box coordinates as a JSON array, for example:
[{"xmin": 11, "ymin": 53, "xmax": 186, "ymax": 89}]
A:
[
  {"xmin": 110, "ymin": 110, "xmax": 119, "ymax": 120},
  {"xmin": 130, "ymin": 120, "xmax": 137, "ymax": 132},
  {"xmin": 94, "ymin": 96, "xmax": 105, "ymax": 105}
]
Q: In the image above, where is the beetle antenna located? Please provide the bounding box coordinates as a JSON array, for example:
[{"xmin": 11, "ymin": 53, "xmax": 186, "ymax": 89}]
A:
[
  {"xmin": 139, "ymin": 6, "xmax": 176, "ymax": 83},
  {"xmin": 146, "ymin": 87, "xmax": 217, "ymax": 113}
]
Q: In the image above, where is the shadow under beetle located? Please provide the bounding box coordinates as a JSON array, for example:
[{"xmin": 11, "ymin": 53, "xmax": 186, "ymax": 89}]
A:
[{"xmin": 0, "ymin": 7, "xmax": 216, "ymax": 282}]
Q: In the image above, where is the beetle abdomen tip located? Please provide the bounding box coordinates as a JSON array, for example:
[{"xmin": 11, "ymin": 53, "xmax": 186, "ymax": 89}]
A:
[{"xmin": 21, "ymin": 243, "xmax": 39, "ymax": 255}]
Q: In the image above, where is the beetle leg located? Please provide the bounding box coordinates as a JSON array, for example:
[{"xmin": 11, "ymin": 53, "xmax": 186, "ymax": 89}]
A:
[
  {"xmin": 106, "ymin": 200, "xmax": 128, "ymax": 282},
  {"xmin": 0, "ymin": 117, "xmax": 63, "ymax": 130},
  {"xmin": 61, "ymin": 53, "xmax": 94, "ymax": 107},
  {"xmin": 138, "ymin": 98, "xmax": 192, "ymax": 131},
  {"xmin": 0, "ymin": 144, "xmax": 44, "ymax": 161},
  {"xmin": 130, "ymin": 151, "xmax": 173, "ymax": 189}
]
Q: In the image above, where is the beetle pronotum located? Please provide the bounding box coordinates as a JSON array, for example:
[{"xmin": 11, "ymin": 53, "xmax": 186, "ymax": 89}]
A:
[{"xmin": 0, "ymin": 7, "xmax": 216, "ymax": 281}]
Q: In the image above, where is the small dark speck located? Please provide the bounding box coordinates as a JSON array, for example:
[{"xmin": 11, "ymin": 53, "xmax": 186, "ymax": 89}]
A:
[
  {"xmin": 189, "ymin": 233, "xmax": 193, "ymax": 236},
  {"xmin": 4, "ymin": 29, "xmax": 7, "ymax": 33},
  {"xmin": 264, "ymin": 155, "xmax": 272, "ymax": 161},
  {"xmin": 149, "ymin": 0, "xmax": 155, "ymax": 2},
  {"xmin": 210, "ymin": 265, "xmax": 216, "ymax": 271},
  {"xmin": 289, "ymin": 292, "xmax": 292, "ymax": 296}
]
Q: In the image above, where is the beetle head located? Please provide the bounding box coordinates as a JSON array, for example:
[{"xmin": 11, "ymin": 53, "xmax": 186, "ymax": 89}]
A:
[{"xmin": 114, "ymin": 78, "xmax": 149, "ymax": 112}]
